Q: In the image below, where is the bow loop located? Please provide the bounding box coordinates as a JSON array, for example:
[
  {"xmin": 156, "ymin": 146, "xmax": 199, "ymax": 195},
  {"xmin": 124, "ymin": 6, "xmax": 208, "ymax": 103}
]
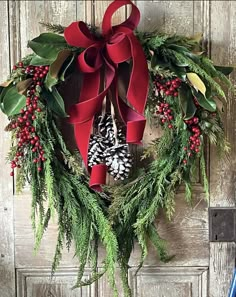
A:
[
  {"xmin": 64, "ymin": 21, "xmax": 97, "ymax": 48},
  {"xmin": 102, "ymin": 0, "xmax": 140, "ymax": 35},
  {"xmin": 77, "ymin": 46, "xmax": 103, "ymax": 73}
]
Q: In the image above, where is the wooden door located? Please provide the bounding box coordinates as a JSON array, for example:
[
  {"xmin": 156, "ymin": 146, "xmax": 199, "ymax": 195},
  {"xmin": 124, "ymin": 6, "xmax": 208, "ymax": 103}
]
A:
[{"xmin": 0, "ymin": 1, "xmax": 235, "ymax": 297}]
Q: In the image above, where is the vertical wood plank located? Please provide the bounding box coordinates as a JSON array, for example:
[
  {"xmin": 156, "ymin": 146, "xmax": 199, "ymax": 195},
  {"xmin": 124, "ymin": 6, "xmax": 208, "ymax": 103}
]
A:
[
  {"xmin": 137, "ymin": 0, "xmax": 195, "ymax": 35},
  {"xmin": 0, "ymin": 1, "xmax": 15, "ymax": 296},
  {"xmin": 12, "ymin": 0, "xmax": 81, "ymax": 272},
  {"xmin": 209, "ymin": 1, "xmax": 236, "ymax": 297}
]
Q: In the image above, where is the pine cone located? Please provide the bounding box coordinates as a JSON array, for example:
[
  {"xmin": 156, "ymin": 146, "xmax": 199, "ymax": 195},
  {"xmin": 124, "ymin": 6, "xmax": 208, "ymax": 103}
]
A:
[
  {"xmin": 104, "ymin": 144, "xmax": 132, "ymax": 181},
  {"xmin": 98, "ymin": 114, "xmax": 125, "ymax": 144},
  {"xmin": 88, "ymin": 134, "xmax": 110, "ymax": 168}
]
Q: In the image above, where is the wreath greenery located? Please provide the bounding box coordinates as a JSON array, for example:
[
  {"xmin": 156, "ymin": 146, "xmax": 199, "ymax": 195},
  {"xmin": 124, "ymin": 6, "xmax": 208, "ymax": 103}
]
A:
[{"xmin": 0, "ymin": 1, "xmax": 233, "ymax": 296}]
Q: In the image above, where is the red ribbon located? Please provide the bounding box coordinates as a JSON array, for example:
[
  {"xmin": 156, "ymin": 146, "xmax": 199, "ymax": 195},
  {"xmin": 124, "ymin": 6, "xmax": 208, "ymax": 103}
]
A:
[{"xmin": 64, "ymin": 0, "xmax": 149, "ymax": 191}]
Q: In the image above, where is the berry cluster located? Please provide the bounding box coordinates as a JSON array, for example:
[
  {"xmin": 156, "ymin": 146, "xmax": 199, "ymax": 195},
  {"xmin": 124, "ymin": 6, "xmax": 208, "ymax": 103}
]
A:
[
  {"xmin": 154, "ymin": 76, "xmax": 181, "ymax": 97},
  {"xmin": 182, "ymin": 117, "xmax": 201, "ymax": 164},
  {"xmin": 9, "ymin": 62, "xmax": 49, "ymax": 176},
  {"xmin": 156, "ymin": 102, "xmax": 174, "ymax": 129}
]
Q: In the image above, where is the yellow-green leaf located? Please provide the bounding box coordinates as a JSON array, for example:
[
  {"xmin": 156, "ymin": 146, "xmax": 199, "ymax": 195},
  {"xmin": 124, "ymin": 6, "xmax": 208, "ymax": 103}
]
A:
[
  {"xmin": 191, "ymin": 33, "xmax": 203, "ymax": 43},
  {"xmin": 187, "ymin": 72, "xmax": 206, "ymax": 96}
]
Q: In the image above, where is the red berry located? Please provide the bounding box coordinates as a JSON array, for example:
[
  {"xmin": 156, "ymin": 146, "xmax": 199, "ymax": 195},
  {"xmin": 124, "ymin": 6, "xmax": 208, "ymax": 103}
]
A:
[
  {"xmin": 161, "ymin": 119, "xmax": 166, "ymax": 124},
  {"xmin": 37, "ymin": 108, "xmax": 41, "ymax": 112},
  {"xmin": 168, "ymin": 124, "xmax": 173, "ymax": 129},
  {"xmin": 183, "ymin": 159, "xmax": 187, "ymax": 164},
  {"xmin": 13, "ymin": 65, "xmax": 17, "ymax": 70},
  {"xmin": 165, "ymin": 90, "xmax": 171, "ymax": 96},
  {"xmin": 33, "ymin": 158, "xmax": 38, "ymax": 163},
  {"xmin": 32, "ymin": 115, "xmax": 36, "ymax": 120},
  {"xmin": 10, "ymin": 171, "xmax": 14, "ymax": 176},
  {"xmin": 37, "ymin": 167, "xmax": 42, "ymax": 172},
  {"xmin": 18, "ymin": 61, "xmax": 23, "ymax": 67},
  {"xmin": 183, "ymin": 147, "xmax": 187, "ymax": 151},
  {"xmin": 45, "ymin": 66, "xmax": 49, "ymax": 71}
]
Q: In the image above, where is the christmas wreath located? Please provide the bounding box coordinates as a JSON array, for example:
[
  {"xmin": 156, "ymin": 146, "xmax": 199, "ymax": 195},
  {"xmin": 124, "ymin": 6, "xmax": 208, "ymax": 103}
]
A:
[{"xmin": 1, "ymin": 0, "xmax": 233, "ymax": 296}]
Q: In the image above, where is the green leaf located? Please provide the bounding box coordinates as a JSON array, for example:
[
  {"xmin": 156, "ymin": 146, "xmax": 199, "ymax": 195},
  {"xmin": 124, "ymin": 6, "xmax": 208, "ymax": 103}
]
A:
[
  {"xmin": 169, "ymin": 64, "xmax": 186, "ymax": 81},
  {"xmin": 60, "ymin": 54, "xmax": 75, "ymax": 81},
  {"xmin": 214, "ymin": 65, "xmax": 234, "ymax": 76},
  {"xmin": 194, "ymin": 91, "xmax": 216, "ymax": 112},
  {"xmin": 151, "ymin": 54, "xmax": 169, "ymax": 69},
  {"xmin": 42, "ymin": 87, "xmax": 68, "ymax": 117},
  {"xmin": 28, "ymin": 33, "xmax": 67, "ymax": 60},
  {"xmin": 45, "ymin": 49, "xmax": 72, "ymax": 90},
  {"xmin": 30, "ymin": 55, "xmax": 54, "ymax": 66},
  {"xmin": 167, "ymin": 44, "xmax": 189, "ymax": 53},
  {"xmin": 179, "ymin": 85, "xmax": 196, "ymax": 120},
  {"xmin": 3, "ymin": 86, "xmax": 26, "ymax": 116},
  {"xmin": 0, "ymin": 84, "xmax": 11, "ymax": 103}
]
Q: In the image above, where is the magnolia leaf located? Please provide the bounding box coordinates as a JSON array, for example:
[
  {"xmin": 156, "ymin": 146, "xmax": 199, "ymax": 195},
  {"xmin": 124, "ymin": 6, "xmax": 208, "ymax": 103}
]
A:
[
  {"xmin": 49, "ymin": 49, "xmax": 72, "ymax": 78},
  {"xmin": 0, "ymin": 79, "xmax": 13, "ymax": 87},
  {"xmin": 187, "ymin": 73, "xmax": 206, "ymax": 96},
  {"xmin": 28, "ymin": 33, "xmax": 67, "ymax": 60},
  {"xmin": 60, "ymin": 54, "xmax": 75, "ymax": 81},
  {"xmin": 214, "ymin": 97, "xmax": 224, "ymax": 112},
  {"xmin": 169, "ymin": 64, "xmax": 186, "ymax": 81},
  {"xmin": 191, "ymin": 51, "xmax": 204, "ymax": 56},
  {"xmin": 30, "ymin": 55, "xmax": 54, "ymax": 66},
  {"xmin": 191, "ymin": 33, "xmax": 203, "ymax": 43},
  {"xmin": 0, "ymin": 84, "xmax": 11, "ymax": 103},
  {"xmin": 149, "ymin": 50, "xmax": 154, "ymax": 56},
  {"xmin": 16, "ymin": 78, "xmax": 33, "ymax": 95},
  {"xmin": 168, "ymin": 44, "xmax": 189, "ymax": 53},
  {"xmin": 43, "ymin": 88, "xmax": 68, "ymax": 118},
  {"xmin": 45, "ymin": 49, "xmax": 72, "ymax": 90},
  {"xmin": 194, "ymin": 91, "xmax": 216, "ymax": 112},
  {"xmin": 179, "ymin": 85, "xmax": 197, "ymax": 120},
  {"xmin": 214, "ymin": 65, "xmax": 234, "ymax": 76},
  {"xmin": 3, "ymin": 86, "xmax": 26, "ymax": 116}
]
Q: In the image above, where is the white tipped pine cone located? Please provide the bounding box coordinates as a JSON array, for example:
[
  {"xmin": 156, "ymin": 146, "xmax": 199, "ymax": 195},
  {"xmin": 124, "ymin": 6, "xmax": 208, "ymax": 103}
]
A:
[{"xmin": 104, "ymin": 144, "xmax": 132, "ymax": 181}]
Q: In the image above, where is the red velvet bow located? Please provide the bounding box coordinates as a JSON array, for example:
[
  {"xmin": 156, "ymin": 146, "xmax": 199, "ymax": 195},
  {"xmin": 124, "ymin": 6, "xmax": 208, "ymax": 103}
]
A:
[{"xmin": 64, "ymin": 0, "xmax": 149, "ymax": 191}]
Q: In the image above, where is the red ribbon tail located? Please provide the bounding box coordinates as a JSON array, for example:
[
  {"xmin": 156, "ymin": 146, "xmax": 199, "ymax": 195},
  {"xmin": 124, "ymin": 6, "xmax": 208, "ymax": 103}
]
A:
[
  {"xmin": 89, "ymin": 164, "xmax": 107, "ymax": 191},
  {"xmin": 117, "ymin": 95, "xmax": 146, "ymax": 144}
]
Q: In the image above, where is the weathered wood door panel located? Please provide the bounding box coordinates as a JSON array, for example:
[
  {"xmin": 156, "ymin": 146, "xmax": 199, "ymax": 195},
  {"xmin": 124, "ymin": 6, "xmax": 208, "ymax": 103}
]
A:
[{"xmin": 0, "ymin": 1, "xmax": 235, "ymax": 297}]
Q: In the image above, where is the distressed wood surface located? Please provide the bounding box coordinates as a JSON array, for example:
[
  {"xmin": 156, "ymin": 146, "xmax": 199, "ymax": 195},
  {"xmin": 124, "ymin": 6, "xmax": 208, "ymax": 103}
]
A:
[
  {"xmin": 0, "ymin": 2, "xmax": 15, "ymax": 297},
  {"xmin": 209, "ymin": 2, "xmax": 236, "ymax": 297},
  {"xmin": 1, "ymin": 1, "xmax": 235, "ymax": 296},
  {"xmin": 130, "ymin": 267, "xmax": 208, "ymax": 297}
]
